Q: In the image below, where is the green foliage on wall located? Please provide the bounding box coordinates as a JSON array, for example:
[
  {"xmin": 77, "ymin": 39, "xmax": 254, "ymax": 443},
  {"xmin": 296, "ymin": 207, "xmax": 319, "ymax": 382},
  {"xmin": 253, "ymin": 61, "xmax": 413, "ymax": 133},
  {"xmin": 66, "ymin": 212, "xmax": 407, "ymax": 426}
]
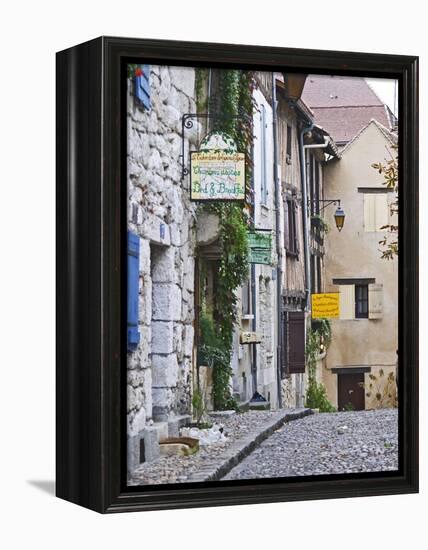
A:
[
  {"xmin": 305, "ymin": 324, "xmax": 336, "ymax": 413},
  {"xmin": 206, "ymin": 203, "xmax": 250, "ymax": 350},
  {"xmin": 195, "ymin": 68, "xmax": 209, "ymax": 111},
  {"xmin": 372, "ymin": 144, "xmax": 398, "ymax": 260},
  {"xmin": 197, "ymin": 69, "xmax": 257, "ymax": 409},
  {"xmin": 198, "ymin": 312, "xmax": 237, "ymax": 411}
]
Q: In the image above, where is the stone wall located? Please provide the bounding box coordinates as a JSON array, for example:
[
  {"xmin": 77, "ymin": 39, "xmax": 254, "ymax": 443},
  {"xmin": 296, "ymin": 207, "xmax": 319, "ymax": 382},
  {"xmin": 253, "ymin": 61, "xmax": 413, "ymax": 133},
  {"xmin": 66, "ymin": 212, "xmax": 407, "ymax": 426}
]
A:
[{"xmin": 127, "ymin": 65, "xmax": 200, "ymax": 472}]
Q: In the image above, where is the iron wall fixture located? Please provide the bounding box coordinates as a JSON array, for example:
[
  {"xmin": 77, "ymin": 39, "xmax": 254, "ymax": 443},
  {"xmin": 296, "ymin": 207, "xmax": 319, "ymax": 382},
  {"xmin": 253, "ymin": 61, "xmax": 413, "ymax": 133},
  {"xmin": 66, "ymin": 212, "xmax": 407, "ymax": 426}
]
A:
[
  {"xmin": 309, "ymin": 199, "xmax": 346, "ymax": 231},
  {"xmin": 180, "ymin": 111, "xmax": 252, "ymax": 180}
]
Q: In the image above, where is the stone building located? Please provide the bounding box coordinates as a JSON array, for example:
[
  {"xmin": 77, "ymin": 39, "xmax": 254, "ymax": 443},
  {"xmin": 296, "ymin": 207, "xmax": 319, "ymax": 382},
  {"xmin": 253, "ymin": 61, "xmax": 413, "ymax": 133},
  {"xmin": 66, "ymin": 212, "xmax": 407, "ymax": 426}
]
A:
[
  {"xmin": 302, "ymin": 75, "xmax": 398, "ymax": 410},
  {"xmin": 275, "ymin": 78, "xmax": 340, "ymax": 406},
  {"xmin": 322, "ymin": 119, "xmax": 398, "ymax": 410},
  {"xmin": 230, "ymin": 74, "xmax": 278, "ymax": 408},
  {"xmin": 127, "ymin": 65, "xmax": 200, "ymax": 472},
  {"xmin": 230, "ymin": 73, "xmax": 339, "ymax": 410}
]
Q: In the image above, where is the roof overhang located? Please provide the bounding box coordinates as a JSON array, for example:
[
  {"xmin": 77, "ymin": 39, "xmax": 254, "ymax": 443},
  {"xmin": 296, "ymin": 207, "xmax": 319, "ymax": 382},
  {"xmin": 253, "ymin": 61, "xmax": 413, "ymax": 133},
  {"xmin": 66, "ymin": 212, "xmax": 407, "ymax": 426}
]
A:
[
  {"xmin": 305, "ymin": 124, "xmax": 341, "ymax": 159},
  {"xmin": 282, "ymin": 73, "xmax": 308, "ymax": 102}
]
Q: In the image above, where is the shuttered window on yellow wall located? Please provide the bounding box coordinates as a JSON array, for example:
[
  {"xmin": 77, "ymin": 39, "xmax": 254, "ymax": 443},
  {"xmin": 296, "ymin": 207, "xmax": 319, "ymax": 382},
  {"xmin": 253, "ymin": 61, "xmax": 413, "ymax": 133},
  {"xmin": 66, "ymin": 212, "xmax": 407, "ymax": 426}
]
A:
[
  {"xmin": 364, "ymin": 193, "xmax": 388, "ymax": 232},
  {"xmin": 368, "ymin": 283, "xmax": 383, "ymax": 319},
  {"xmin": 339, "ymin": 285, "xmax": 355, "ymax": 319}
]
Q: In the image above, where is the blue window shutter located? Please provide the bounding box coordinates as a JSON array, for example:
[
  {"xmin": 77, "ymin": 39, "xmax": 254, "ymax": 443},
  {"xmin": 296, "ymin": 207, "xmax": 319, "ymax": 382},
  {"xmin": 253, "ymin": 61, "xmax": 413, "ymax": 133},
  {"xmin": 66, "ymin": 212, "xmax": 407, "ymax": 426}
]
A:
[
  {"xmin": 134, "ymin": 64, "xmax": 151, "ymax": 110},
  {"xmin": 127, "ymin": 230, "xmax": 140, "ymax": 351}
]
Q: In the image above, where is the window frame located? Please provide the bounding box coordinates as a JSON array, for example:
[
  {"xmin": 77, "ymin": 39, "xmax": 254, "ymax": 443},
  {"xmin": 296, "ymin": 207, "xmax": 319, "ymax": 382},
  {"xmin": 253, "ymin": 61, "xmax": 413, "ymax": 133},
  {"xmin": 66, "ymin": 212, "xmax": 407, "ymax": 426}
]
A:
[
  {"xmin": 260, "ymin": 104, "xmax": 268, "ymax": 206},
  {"xmin": 355, "ymin": 284, "xmax": 369, "ymax": 319},
  {"xmin": 241, "ymin": 274, "xmax": 252, "ymax": 316},
  {"xmin": 286, "ymin": 123, "xmax": 292, "ymax": 164},
  {"xmin": 285, "ymin": 198, "xmax": 298, "ymax": 257}
]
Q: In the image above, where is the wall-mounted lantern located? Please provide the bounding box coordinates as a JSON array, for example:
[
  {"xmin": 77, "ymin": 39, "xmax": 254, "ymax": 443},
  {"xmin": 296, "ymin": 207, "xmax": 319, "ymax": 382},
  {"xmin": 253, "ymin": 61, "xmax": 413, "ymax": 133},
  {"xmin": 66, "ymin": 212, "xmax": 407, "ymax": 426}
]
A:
[
  {"xmin": 334, "ymin": 205, "xmax": 346, "ymax": 232},
  {"xmin": 310, "ymin": 199, "xmax": 346, "ymax": 232}
]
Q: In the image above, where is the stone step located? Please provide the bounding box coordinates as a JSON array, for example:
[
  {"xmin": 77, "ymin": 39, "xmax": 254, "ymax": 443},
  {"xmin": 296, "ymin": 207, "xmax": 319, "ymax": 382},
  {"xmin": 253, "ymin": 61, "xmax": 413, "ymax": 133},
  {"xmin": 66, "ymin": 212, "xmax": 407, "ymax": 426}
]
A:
[
  {"xmin": 167, "ymin": 414, "xmax": 192, "ymax": 437},
  {"xmin": 237, "ymin": 400, "xmax": 251, "ymax": 412},
  {"xmin": 249, "ymin": 400, "xmax": 271, "ymax": 411}
]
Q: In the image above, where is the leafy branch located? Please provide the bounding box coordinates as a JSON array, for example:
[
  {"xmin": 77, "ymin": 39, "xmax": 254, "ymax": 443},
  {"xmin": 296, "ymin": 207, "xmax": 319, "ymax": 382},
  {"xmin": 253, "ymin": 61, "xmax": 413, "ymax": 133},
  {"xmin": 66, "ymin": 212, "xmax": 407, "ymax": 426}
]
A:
[{"xmin": 372, "ymin": 144, "xmax": 398, "ymax": 260}]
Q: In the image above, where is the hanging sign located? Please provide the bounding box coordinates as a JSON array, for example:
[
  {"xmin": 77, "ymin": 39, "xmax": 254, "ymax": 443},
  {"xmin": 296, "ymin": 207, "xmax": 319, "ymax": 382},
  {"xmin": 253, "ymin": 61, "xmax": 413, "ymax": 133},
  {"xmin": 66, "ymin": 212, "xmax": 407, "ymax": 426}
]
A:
[
  {"xmin": 249, "ymin": 248, "xmax": 271, "ymax": 265},
  {"xmin": 190, "ymin": 132, "xmax": 246, "ymax": 201},
  {"xmin": 311, "ymin": 293, "xmax": 340, "ymax": 319},
  {"xmin": 248, "ymin": 229, "xmax": 272, "ymax": 265},
  {"xmin": 248, "ymin": 230, "xmax": 272, "ymax": 250},
  {"xmin": 240, "ymin": 331, "xmax": 262, "ymax": 344}
]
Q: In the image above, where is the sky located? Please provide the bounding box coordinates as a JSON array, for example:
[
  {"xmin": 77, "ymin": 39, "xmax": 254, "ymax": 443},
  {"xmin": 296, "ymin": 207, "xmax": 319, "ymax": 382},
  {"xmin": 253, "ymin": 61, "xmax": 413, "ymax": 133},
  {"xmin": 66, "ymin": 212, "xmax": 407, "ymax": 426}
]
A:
[{"xmin": 366, "ymin": 78, "xmax": 398, "ymax": 117}]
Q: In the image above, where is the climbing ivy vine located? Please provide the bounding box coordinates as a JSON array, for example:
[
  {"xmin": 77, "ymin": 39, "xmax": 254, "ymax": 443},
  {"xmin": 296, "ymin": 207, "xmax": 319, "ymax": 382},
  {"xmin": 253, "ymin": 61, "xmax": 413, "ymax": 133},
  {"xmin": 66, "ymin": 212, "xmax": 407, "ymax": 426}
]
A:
[
  {"xmin": 305, "ymin": 322, "xmax": 336, "ymax": 412},
  {"xmin": 197, "ymin": 69, "xmax": 257, "ymax": 409}
]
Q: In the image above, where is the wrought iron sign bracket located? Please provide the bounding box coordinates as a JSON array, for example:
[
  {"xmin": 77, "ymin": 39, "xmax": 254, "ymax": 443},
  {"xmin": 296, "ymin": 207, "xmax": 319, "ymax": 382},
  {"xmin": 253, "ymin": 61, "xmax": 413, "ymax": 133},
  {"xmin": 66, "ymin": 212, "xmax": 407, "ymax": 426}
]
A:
[
  {"xmin": 309, "ymin": 198, "xmax": 342, "ymax": 212},
  {"xmin": 180, "ymin": 111, "xmax": 252, "ymax": 180}
]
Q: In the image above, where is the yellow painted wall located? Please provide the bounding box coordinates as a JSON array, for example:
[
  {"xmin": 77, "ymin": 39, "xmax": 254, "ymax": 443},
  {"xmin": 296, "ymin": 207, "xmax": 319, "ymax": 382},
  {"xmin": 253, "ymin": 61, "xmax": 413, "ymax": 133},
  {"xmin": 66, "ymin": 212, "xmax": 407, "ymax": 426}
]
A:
[{"xmin": 322, "ymin": 122, "xmax": 398, "ymax": 408}]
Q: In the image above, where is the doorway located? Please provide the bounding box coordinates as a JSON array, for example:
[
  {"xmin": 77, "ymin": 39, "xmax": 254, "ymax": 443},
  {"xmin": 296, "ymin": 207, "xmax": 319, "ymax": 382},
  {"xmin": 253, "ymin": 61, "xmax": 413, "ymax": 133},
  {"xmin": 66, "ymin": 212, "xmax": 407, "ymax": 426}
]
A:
[{"xmin": 337, "ymin": 372, "xmax": 365, "ymax": 411}]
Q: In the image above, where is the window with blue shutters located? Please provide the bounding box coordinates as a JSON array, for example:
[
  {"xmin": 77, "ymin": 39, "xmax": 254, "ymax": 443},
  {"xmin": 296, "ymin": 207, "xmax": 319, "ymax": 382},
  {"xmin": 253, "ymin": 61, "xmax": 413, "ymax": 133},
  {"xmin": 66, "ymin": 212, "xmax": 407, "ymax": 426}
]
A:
[
  {"xmin": 134, "ymin": 64, "xmax": 151, "ymax": 110},
  {"xmin": 260, "ymin": 104, "xmax": 268, "ymax": 205},
  {"xmin": 127, "ymin": 231, "xmax": 140, "ymax": 351}
]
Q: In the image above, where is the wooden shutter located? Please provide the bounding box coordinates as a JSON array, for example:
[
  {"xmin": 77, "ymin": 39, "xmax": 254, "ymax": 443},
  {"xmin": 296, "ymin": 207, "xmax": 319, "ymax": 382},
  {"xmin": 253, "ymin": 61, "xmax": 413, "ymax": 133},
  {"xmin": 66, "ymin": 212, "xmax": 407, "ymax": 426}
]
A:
[
  {"xmin": 339, "ymin": 284, "xmax": 355, "ymax": 319},
  {"xmin": 280, "ymin": 311, "xmax": 288, "ymax": 378},
  {"xmin": 260, "ymin": 104, "xmax": 267, "ymax": 204},
  {"xmin": 283, "ymin": 200, "xmax": 290, "ymax": 250},
  {"xmin": 364, "ymin": 193, "xmax": 388, "ymax": 231},
  {"xmin": 374, "ymin": 194, "xmax": 388, "ymax": 230},
  {"xmin": 287, "ymin": 311, "xmax": 306, "ymax": 374},
  {"xmin": 293, "ymin": 201, "xmax": 300, "ymax": 255},
  {"xmin": 127, "ymin": 230, "xmax": 140, "ymax": 351},
  {"xmin": 134, "ymin": 64, "xmax": 151, "ymax": 110},
  {"xmin": 364, "ymin": 194, "xmax": 376, "ymax": 232},
  {"xmin": 368, "ymin": 283, "xmax": 383, "ymax": 319}
]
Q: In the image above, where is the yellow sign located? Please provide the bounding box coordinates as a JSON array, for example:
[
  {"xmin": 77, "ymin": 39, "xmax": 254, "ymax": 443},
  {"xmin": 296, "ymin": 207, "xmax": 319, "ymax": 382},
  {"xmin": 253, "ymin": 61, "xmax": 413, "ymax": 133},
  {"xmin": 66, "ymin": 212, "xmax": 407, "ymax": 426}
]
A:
[{"xmin": 311, "ymin": 293, "xmax": 340, "ymax": 319}]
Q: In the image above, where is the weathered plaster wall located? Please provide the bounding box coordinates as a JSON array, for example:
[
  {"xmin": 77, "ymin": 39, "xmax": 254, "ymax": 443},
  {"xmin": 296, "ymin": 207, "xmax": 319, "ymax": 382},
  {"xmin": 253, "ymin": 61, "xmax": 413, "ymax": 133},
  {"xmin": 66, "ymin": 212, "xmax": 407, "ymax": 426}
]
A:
[
  {"xmin": 323, "ymin": 121, "xmax": 398, "ymax": 407},
  {"xmin": 233, "ymin": 85, "xmax": 279, "ymax": 407},
  {"xmin": 252, "ymin": 87, "xmax": 277, "ymax": 405}
]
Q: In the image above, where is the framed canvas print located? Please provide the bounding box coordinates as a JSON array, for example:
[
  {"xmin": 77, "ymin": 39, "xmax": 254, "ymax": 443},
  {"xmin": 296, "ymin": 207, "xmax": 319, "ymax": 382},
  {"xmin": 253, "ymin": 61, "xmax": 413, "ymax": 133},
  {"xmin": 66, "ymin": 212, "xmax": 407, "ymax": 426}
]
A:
[{"xmin": 56, "ymin": 36, "xmax": 418, "ymax": 513}]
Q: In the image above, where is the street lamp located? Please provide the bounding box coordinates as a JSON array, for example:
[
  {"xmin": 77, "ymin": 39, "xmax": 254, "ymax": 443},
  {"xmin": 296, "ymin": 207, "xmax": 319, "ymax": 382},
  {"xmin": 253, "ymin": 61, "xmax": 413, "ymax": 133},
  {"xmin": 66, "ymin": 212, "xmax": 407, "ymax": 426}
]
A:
[
  {"xmin": 334, "ymin": 205, "xmax": 345, "ymax": 232},
  {"xmin": 309, "ymin": 199, "xmax": 346, "ymax": 232}
]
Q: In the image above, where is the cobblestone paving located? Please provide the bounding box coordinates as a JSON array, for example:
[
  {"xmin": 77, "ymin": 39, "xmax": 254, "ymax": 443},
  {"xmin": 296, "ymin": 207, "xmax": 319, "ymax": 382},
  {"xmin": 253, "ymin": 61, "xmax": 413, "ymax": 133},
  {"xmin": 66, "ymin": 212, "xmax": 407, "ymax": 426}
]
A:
[
  {"xmin": 224, "ymin": 409, "xmax": 398, "ymax": 480},
  {"xmin": 128, "ymin": 409, "xmax": 309, "ymax": 486}
]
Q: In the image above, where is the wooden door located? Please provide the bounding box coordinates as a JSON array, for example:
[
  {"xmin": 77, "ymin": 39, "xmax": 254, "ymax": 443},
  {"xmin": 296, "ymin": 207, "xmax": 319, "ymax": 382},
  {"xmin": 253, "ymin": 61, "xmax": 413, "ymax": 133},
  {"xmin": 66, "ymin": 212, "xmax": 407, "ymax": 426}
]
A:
[{"xmin": 337, "ymin": 372, "xmax": 365, "ymax": 411}]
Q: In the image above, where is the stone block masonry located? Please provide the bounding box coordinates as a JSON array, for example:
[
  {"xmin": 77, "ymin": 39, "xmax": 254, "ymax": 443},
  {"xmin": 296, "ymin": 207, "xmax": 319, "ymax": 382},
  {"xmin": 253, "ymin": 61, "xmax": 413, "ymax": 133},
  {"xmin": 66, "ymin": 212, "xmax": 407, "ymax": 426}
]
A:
[
  {"xmin": 127, "ymin": 65, "xmax": 200, "ymax": 473},
  {"xmin": 152, "ymin": 284, "xmax": 182, "ymax": 321}
]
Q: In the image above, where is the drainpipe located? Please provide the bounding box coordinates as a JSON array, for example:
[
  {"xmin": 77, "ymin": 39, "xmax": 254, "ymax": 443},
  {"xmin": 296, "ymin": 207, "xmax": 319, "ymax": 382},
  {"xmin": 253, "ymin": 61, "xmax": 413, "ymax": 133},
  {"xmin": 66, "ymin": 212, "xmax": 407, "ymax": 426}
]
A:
[
  {"xmin": 296, "ymin": 122, "xmax": 313, "ymax": 408},
  {"xmin": 298, "ymin": 123, "xmax": 314, "ymax": 303},
  {"xmin": 250, "ymin": 263, "xmax": 257, "ymax": 395},
  {"xmin": 304, "ymin": 136, "xmax": 329, "ymax": 150},
  {"xmin": 272, "ymin": 79, "xmax": 283, "ymax": 409},
  {"xmin": 301, "ymin": 134, "xmax": 331, "ymax": 295},
  {"xmin": 249, "ymin": 135, "xmax": 258, "ymax": 396},
  {"xmin": 298, "ymin": 128, "xmax": 330, "ymax": 406}
]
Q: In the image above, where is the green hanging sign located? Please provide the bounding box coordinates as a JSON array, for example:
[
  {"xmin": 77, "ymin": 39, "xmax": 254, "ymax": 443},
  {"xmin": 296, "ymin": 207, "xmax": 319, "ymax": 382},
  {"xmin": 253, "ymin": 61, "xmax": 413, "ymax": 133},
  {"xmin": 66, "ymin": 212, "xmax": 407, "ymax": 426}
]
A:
[{"xmin": 248, "ymin": 229, "xmax": 272, "ymax": 264}]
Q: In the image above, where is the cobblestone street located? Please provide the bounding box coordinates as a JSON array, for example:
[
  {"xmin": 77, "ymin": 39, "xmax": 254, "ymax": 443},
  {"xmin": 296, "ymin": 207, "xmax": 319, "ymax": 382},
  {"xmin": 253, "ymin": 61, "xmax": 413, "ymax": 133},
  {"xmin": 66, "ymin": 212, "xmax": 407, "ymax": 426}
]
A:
[
  {"xmin": 128, "ymin": 409, "xmax": 311, "ymax": 485},
  {"xmin": 223, "ymin": 409, "xmax": 398, "ymax": 480}
]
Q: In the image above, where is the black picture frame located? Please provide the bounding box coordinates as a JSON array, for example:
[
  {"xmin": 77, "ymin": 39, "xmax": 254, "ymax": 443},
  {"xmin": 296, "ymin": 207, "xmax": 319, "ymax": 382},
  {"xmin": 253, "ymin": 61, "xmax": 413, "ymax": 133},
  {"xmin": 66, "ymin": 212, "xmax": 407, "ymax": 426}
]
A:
[{"xmin": 56, "ymin": 36, "xmax": 418, "ymax": 514}]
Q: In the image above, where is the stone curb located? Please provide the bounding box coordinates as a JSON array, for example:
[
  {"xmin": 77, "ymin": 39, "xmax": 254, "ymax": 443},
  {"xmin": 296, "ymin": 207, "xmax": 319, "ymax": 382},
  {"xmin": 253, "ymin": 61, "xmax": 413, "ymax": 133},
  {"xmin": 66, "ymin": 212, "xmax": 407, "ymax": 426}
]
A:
[{"xmin": 186, "ymin": 408, "xmax": 314, "ymax": 482}]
